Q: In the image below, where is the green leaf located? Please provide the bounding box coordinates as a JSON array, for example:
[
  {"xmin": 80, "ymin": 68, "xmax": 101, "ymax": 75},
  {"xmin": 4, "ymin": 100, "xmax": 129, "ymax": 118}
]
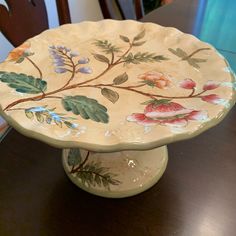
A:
[
  {"xmin": 187, "ymin": 59, "xmax": 200, "ymax": 69},
  {"xmin": 62, "ymin": 95, "xmax": 109, "ymax": 123},
  {"xmin": 192, "ymin": 58, "xmax": 207, "ymax": 63},
  {"xmin": 176, "ymin": 48, "xmax": 188, "ymax": 57},
  {"xmin": 95, "ymin": 175, "xmax": 102, "ymax": 186},
  {"xmin": 122, "ymin": 52, "xmax": 168, "ymax": 65},
  {"xmin": 93, "ymin": 40, "xmax": 121, "ymax": 54},
  {"xmin": 68, "ymin": 149, "xmax": 82, "ymax": 166},
  {"xmin": 35, "ymin": 112, "xmax": 44, "ymax": 123},
  {"xmin": 141, "ymin": 99, "xmax": 171, "ymax": 105},
  {"xmin": 101, "ymin": 88, "xmax": 119, "ymax": 104},
  {"xmin": 113, "ymin": 72, "xmax": 128, "ymax": 85},
  {"xmin": 132, "ymin": 41, "xmax": 146, "ymax": 46},
  {"xmin": 153, "ymin": 55, "xmax": 169, "ymax": 61},
  {"xmin": 168, "ymin": 48, "xmax": 188, "ymax": 58},
  {"xmin": 0, "ymin": 71, "xmax": 47, "ymax": 94},
  {"xmin": 76, "ymin": 162, "xmax": 121, "ymax": 189},
  {"xmin": 25, "ymin": 110, "xmax": 34, "ymax": 119},
  {"xmin": 119, "ymin": 35, "xmax": 130, "ymax": 43},
  {"xmin": 16, "ymin": 57, "xmax": 25, "ymax": 64},
  {"xmin": 133, "ymin": 30, "xmax": 145, "ymax": 41},
  {"xmin": 142, "ymin": 80, "xmax": 155, "ymax": 87},
  {"xmin": 64, "ymin": 121, "xmax": 76, "ymax": 129},
  {"xmin": 93, "ymin": 54, "xmax": 110, "ymax": 64},
  {"xmin": 55, "ymin": 120, "xmax": 63, "ymax": 128}
]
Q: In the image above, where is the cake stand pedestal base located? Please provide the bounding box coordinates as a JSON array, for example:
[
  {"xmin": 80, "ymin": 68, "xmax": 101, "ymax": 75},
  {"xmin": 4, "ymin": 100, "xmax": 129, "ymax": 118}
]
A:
[{"xmin": 62, "ymin": 146, "xmax": 168, "ymax": 198}]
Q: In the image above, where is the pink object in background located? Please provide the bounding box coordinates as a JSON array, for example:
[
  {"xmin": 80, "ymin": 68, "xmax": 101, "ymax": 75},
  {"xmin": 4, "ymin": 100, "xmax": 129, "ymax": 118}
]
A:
[{"xmin": 161, "ymin": 0, "xmax": 174, "ymax": 5}]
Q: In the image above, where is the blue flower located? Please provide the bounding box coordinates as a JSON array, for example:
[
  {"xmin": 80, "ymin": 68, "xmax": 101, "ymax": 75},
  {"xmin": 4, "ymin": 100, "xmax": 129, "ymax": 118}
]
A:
[
  {"xmin": 70, "ymin": 51, "xmax": 79, "ymax": 57},
  {"xmin": 78, "ymin": 57, "xmax": 90, "ymax": 64},
  {"xmin": 55, "ymin": 68, "xmax": 67, "ymax": 73},
  {"xmin": 49, "ymin": 45, "xmax": 56, "ymax": 50},
  {"xmin": 57, "ymin": 45, "xmax": 65, "ymax": 50},
  {"xmin": 54, "ymin": 61, "xmax": 65, "ymax": 67},
  {"xmin": 29, "ymin": 106, "xmax": 46, "ymax": 112},
  {"xmin": 78, "ymin": 67, "xmax": 92, "ymax": 74},
  {"xmin": 64, "ymin": 47, "xmax": 71, "ymax": 52}
]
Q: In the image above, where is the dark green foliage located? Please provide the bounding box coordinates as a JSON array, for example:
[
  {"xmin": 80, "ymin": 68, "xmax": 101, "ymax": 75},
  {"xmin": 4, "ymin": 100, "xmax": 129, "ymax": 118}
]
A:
[
  {"xmin": 101, "ymin": 88, "xmax": 119, "ymax": 103},
  {"xmin": 62, "ymin": 95, "xmax": 109, "ymax": 123},
  {"xmin": 122, "ymin": 52, "xmax": 168, "ymax": 65},
  {"xmin": 132, "ymin": 41, "xmax": 146, "ymax": 46},
  {"xmin": 113, "ymin": 72, "xmax": 128, "ymax": 85},
  {"xmin": 0, "ymin": 71, "xmax": 47, "ymax": 94},
  {"xmin": 133, "ymin": 30, "xmax": 145, "ymax": 41},
  {"xmin": 67, "ymin": 149, "xmax": 82, "ymax": 166},
  {"xmin": 94, "ymin": 40, "xmax": 121, "ymax": 54},
  {"xmin": 141, "ymin": 99, "xmax": 171, "ymax": 105},
  {"xmin": 120, "ymin": 35, "xmax": 130, "ymax": 43},
  {"xmin": 93, "ymin": 53, "xmax": 110, "ymax": 64},
  {"xmin": 76, "ymin": 161, "xmax": 121, "ymax": 189},
  {"xmin": 168, "ymin": 48, "xmax": 209, "ymax": 69},
  {"xmin": 25, "ymin": 106, "xmax": 77, "ymax": 129}
]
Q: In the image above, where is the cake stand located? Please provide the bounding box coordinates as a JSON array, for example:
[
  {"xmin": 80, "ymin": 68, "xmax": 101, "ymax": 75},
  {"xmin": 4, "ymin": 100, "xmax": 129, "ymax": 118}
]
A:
[{"xmin": 0, "ymin": 20, "xmax": 235, "ymax": 198}]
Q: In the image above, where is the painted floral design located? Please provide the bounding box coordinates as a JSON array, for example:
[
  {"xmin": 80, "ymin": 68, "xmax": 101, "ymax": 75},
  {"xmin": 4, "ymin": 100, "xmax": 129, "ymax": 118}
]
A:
[
  {"xmin": 127, "ymin": 100, "xmax": 207, "ymax": 127},
  {"xmin": 49, "ymin": 45, "xmax": 92, "ymax": 75},
  {"xmin": 179, "ymin": 78, "xmax": 196, "ymax": 89},
  {"xmin": 67, "ymin": 149, "xmax": 121, "ymax": 189},
  {"xmin": 138, "ymin": 71, "xmax": 171, "ymax": 89},
  {"xmin": 0, "ymin": 29, "xmax": 229, "ymax": 133},
  {"xmin": 7, "ymin": 42, "xmax": 31, "ymax": 62},
  {"xmin": 127, "ymin": 77, "xmax": 225, "ymax": 127},
  {"xmin": 168, "ymin": 47, "xmax": 211, "ymax": 69}
]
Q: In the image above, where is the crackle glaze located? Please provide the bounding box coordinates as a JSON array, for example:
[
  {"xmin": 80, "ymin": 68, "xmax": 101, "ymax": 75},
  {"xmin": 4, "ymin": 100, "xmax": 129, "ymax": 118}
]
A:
[{"xmin": 0, "ymin": 20, "xmax": 235, "ymax": 151}]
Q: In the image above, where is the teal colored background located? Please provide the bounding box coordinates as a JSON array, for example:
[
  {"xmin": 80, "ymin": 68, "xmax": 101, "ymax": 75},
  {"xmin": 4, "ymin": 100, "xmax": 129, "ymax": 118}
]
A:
[{"xmin": 196, "ymin": 0, "xmax": 236, "ymax": 72}]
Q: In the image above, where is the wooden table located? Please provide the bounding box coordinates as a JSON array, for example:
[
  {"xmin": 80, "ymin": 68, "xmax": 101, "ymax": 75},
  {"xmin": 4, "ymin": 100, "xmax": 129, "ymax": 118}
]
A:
[{"xmin": 1, "ymin": 0, "xmax": 236, "ymax": 235}]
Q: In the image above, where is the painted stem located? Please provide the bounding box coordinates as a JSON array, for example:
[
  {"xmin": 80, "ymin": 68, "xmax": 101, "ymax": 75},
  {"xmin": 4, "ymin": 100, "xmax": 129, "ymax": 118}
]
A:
[
  {"xmin": 79, "ymin": 83, "xmax": 206, "ymax": 100},
  {"xmin": 70, "ymin": 151, "xmax": 90, "ymax": 174},
  {"xmin": 182, "ymin": 48, "xmax": 211, "ymax": 60},
  {"xmin": 113, "ymin": 42, "xmax": 133, "ymax": 65},
  {"xmin": 26, "ymin": 56, "xmax": 43, "ymax": 79},
  {"xmin": 57, "ymin": 50, "xmax": 76, "ymax": 89},
  {"xmin": 3, "ymin": 41, "xmax": 134, "ymax": 111}
]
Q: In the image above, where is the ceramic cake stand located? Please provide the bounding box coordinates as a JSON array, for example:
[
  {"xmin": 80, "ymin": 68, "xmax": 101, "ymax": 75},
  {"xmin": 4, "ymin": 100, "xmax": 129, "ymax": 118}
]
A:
[{"xmin": 0, "ymin": 20, "xmax": 235, "ymax": 198}]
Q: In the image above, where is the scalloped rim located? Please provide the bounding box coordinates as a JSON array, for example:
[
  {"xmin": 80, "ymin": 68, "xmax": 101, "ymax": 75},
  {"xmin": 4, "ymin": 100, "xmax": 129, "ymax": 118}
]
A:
[{"xmin": 0, "ymin": 20, "xmax": 235, "ymax": 152}]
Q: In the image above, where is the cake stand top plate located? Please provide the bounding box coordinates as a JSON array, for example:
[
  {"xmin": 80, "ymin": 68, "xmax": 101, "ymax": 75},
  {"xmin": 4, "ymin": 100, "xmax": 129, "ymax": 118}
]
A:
[{"xmin": 0, "ymin": 20, "xmax": 235, "ymax": 151}]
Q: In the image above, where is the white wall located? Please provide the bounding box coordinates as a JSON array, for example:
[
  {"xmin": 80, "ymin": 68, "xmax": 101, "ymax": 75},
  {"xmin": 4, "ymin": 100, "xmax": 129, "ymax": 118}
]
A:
[{"xmin": 0, "ymin": 0, "xmax": 103, "ymax": 61}]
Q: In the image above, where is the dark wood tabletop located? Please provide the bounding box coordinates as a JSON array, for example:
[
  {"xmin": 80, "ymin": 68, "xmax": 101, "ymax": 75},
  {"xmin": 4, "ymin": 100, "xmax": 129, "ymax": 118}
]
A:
[{"xmin": 1, "ymin": 0, "xmax": 236, "ymax": 235}]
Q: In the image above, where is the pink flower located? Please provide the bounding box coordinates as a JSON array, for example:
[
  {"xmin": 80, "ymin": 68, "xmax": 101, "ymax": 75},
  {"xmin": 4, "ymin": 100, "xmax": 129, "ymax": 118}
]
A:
[
  {"xmin": 179, "ymin": 78, "xmax": 196, "ymax": 89},
  {"xmin": 127, "ymin": 101, "xmax": 208, "ymax": 127},
  {"xmin": 138, "ymin": 71, "xmax": 171, "ymax": 89},
  {"xmin": 203, "ymin": 81, "xmax": 219, "ymax": 90},
  {"xmin": 201, "ymin": 94, "xmax": 225, "ymax": 104}
]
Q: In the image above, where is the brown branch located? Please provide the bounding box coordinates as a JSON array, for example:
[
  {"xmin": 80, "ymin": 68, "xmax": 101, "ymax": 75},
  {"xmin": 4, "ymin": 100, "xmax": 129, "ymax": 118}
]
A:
[
  {"xmin": 189, "ymin": 88, "xmax": 195, "ymax": 96},
  {"xmin": 113, "ymin": 42, "xmax": 133, "ymax": 65},
  {"xmin": 78, "ymin": 83, "xmax": 208, "ymax": 100},
  {"xmin": 182, "ymin": 48, "xmax": 211, "ymax": 60},
  {"xmin": 70, "ymin": 151, "xmax": 90, "ymax": 174},
  {"xmin": 26, "ymin": 56, "xmax": 43, "ymax": 79},
  {"xmin": 3, "ymin": 41, "xmax": 134, "ymax": 111},
  {"xmin": 7, "ymin": 108, "xmax": 27, "ymax": 111},
  {"xmin": 3, "ymin": 95, "xmax": 45, "ymax": 111},
  {"xmin": 111, "ymin": 51, "xmax": 115, "ymax": 64},
  {"xmin": 57, "ymin": 50, "xmax": 76, "ymax": 89},
  {"xmin": 44, "ymin": 96, "xmax": 63, "ymax": 99}
]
